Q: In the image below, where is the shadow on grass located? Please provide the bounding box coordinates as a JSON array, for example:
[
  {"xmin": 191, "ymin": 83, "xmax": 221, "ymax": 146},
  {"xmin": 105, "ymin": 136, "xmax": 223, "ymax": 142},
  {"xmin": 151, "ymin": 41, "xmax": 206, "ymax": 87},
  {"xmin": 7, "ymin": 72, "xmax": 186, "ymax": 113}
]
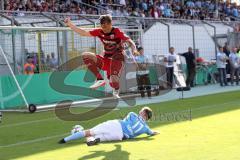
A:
[
  {"xmin": 100, "ymin": 136, "xmax": 154, "ymax": 145},
  {"xmin": 1, "ymin": 90, "xmax": 240, "ymax": 160},
  {"xmin": 78, "ymin": 144, "xmax": 130, "ymax": 160},
  {"xmin": 77, "ymin": 137, "xmax": 154, "ymax": 160}
]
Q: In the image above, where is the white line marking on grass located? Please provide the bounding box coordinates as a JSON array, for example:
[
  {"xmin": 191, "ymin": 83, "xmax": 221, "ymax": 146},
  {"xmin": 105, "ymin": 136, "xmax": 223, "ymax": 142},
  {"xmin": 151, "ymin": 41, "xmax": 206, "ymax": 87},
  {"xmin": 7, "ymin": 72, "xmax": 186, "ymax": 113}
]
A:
[
  {"xmin": 149, "ymin": 100, "xmax": 240, "ymax": 123},
  {"xmin": 0, "ymin": 117, "xmax": 58, "ymax": 129},
  {"xmin": 191, "ymin": 100, "xmax": 240, "ymax": 111},
  {"xmin": 0, "ymin": 108, "xmax": 120, "ymax": 128},
  {"xmin": 0, "ymin": 133, "xmax": 68, "ymax": 148},
  {"xmin": 1, "ymin": 100, "xmax": 240, "ymax": 148},
  {"xmin": 1, "ymin": 99, "xmax": 240, "ymax": 129},
  {"xmin": 153, "ymin": 99, "xmax": 240, "ymax": 114}
]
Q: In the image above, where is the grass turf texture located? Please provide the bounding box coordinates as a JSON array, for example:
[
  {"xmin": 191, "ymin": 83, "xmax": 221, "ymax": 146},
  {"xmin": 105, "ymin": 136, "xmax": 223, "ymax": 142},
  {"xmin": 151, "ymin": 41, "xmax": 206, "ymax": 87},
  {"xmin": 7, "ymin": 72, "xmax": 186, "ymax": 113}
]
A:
[{"xmin": 0, "ymin": 90, "xmax": 240, "ymax": 160}]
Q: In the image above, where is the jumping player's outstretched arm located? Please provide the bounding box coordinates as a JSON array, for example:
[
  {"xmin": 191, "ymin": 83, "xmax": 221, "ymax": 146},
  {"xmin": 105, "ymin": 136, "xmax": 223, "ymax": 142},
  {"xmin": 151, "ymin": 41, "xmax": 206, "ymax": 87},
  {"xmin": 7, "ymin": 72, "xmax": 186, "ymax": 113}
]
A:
[
  {"xmin": 124, "ymin": 38, "xmax": 139, "ymax": 66},
  {"xmin": 64, "ymin": 17, "xmax": 92, "ymax": 37},
  {"xmin": 126, "ymin": 38, "xmax": 139, "ymax": 56}
]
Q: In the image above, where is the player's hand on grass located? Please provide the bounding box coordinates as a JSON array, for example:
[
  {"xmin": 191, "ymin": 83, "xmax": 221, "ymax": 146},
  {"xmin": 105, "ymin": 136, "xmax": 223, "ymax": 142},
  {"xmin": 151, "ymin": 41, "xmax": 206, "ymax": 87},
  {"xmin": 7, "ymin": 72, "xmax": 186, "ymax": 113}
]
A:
[{"xmin": 152, "ymin": 131, "xmax": 160, "ymax": 136}]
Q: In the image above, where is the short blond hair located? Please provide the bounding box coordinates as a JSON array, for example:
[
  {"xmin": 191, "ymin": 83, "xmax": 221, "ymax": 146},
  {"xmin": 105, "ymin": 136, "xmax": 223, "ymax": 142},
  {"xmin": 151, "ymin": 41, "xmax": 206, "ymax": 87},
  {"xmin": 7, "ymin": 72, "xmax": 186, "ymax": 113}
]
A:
[
  {"xmin": 141, "ymin": 106, "xmax": 152, "ymax": 120},
  {"xmin": 99, "ymin": 14, "xmax": 112, "ymax": 24}
]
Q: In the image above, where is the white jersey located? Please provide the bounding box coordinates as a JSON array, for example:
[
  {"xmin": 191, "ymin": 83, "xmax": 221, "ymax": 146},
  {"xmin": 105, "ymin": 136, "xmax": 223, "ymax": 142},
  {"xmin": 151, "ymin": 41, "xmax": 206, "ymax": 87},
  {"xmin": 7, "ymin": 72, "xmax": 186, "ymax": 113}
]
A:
[
  {"xmin": 173, "ymin": 55, "xmax": 187, "ymax": 87},
  {"xmin": 216, "ymin": 52, "xmax": 227, "ymax": 68},
  {"xmin": 229, "ymin": 53, "xmax": 240, "ymax": 68},
  {"xmin": 165, "ymin": 53, "xmax": 176, "ymax": 68}
]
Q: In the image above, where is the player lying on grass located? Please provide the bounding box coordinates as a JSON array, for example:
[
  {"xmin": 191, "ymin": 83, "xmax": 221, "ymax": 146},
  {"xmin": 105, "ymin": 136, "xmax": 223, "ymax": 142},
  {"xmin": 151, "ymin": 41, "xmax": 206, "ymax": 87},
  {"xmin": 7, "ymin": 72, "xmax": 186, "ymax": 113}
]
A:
[
  {"xmin": 58, "ymin": 107, "xmax": 159, "ymax": 146},
  {"xmin": 64, "ymin": 14, "xmax": 139, "ymax": 99}
]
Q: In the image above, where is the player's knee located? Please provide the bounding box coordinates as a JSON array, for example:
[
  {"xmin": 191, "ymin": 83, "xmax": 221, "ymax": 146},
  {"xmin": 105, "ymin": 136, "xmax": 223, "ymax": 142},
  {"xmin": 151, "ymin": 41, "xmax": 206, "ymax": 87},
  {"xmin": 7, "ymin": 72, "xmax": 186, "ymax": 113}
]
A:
[
  {"xmin": 82, "ymin": 52, "xmax": 96, "ymax": 64},
  {"xmin": 82, "ymin": 52, "xmax": 96, "ymax": 60},
  {"xmin": 85, "ymin": 130, "xmax": 93, "ymax": 137},
  {"xmin": 110, "ymin": 75, "xmax": 119, "ymax": 82},
  {"xmin": 110, "ymin": 75, "xmax": 120, "ymax": 89},
  {"xmin": 82, "ymin": 52, "xmax": 95, "ymax": 57}
]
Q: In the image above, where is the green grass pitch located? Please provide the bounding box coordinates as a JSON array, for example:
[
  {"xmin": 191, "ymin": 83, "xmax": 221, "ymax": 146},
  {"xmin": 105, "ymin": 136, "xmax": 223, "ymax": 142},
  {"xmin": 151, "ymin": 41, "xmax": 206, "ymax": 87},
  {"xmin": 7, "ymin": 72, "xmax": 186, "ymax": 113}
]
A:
[{"xmin": 0, "ymin": 90, "xmax": 240, "ymax": 160}]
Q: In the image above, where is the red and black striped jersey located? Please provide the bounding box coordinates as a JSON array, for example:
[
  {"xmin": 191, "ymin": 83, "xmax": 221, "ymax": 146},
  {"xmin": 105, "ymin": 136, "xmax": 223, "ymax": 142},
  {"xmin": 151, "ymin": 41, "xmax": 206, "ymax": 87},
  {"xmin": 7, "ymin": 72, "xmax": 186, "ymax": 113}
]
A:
[{"xmin": 89, "ymin": 27, "xmax": 130, "ymax": 57}]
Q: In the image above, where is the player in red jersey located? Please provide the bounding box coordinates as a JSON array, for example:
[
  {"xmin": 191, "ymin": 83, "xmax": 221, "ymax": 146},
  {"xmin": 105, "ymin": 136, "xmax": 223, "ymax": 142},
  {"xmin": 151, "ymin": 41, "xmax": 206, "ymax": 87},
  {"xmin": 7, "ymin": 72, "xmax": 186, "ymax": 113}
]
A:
[{"xmin": 64, "ymin": 15, "xmax": 139, "ymax": 98}]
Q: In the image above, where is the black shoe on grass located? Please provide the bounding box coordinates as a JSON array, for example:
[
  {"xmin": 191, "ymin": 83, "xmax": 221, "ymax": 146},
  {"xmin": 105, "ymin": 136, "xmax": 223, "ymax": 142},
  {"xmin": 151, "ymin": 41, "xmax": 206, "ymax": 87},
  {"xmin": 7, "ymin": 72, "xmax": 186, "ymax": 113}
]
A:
[
  {"xmin": 87, "ymin": 138, "xmax": 100, "ymax": 146},
  {"xmin": 58, "ymin": 139, "xmax": 66, "ymax": 144}
]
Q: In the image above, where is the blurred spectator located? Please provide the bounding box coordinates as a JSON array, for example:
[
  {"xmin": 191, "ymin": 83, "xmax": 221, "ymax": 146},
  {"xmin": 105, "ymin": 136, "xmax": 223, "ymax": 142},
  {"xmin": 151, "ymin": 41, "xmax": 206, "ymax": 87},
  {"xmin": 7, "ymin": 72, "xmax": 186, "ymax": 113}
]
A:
[
  {"xmin": 195, "ymin": 0, "xmax": 202, "ymax": 8},
  {"xmin": 216, "ymin": 47, "xmax": 228, "ymax": 86},
  {"xmin": 40, "ymin": 50, "xmax": 46, "ymax": 64},
  {"xmin": 164, "ymin": 47, "xmax": 176, "ymax": 88},
  {"xmin": 122, "ymin": 6, "xmax": 129, "ymax": 16},
  {"xmin": 49, "ymin": 52, "xmax": 58, "ymax": 70},
  {"xmin": 135, "ymin": 47, "xmax": 151, "ymax": 98},
  {"xmin": 3, "ymin": 0, "xmax": 240, "ymax": 21},
  {"xmin": 24, "ymin": 55, "xmax": 35, "ymax": 75},
  {"xmin": 223, "ymin": 42, "xmax": 230, "ymax": 56},
  {"xmin": 237, "ymin": 47, "xmax": 240, "ymax": 57},
  {"xmin": 229, "ymin": 47, "xmax": 239, "ymax": 85},
  {"xmin": 186, "ymin": 0, "xmax": 195, "ymax": 8},
  {"xmin": 119, "ymin": 0, "xmax": 126, "ymax": 6},
  {"xmin": 223, "ymin": 42, "xmax": 231, "ymax": 75},
  {"xmin": 140, "ymin": 0, "xmax": 148, "ymax": 12},
  {"xmin": 179, "ymin": 47, "xmax": 196, "ymax": 87},
  {"xmin": 232, "ymin": 6, "xmax": 239, "ymax": 17},
  {"xmin": 163, "ymin": 5, "xmax": 173, "ymax": 18},
  {"xmin": 32, "ymin": 52, "xmax": 38, "ymax": 66},
  {"xmin": 150, "ymin": 5, "xmax": 161, "ymax": 18},
  {"xmin": 46, "ymin": 54, "xmax": 51, "ymax": 67}
]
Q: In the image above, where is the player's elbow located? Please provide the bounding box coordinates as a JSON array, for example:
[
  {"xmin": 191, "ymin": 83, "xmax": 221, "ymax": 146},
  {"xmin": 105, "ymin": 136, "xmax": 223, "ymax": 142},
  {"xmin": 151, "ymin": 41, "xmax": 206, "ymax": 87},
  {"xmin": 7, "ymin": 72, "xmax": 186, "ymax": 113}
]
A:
[
  {"xmin": 126, "ymin": 39, "xmax": 134, "ymax": 45},
  {"xmin": 80, "ymin": 32, "xmax": 90, "ymax": 37},
  {"xmin": 76, "ymin": 30, "xmax": 91, "ymax": 37}
]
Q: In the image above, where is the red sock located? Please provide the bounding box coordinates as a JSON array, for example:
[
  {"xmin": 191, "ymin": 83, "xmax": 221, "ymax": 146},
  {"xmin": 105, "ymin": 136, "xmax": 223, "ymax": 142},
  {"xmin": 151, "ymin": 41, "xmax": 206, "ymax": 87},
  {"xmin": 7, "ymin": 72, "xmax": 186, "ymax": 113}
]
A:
[
  {"xmin": 110, "ymin": 82, "xmax": 119, "ymax": 90},
  {"xmin": 83, "ymin": 58, "xmax": 103, "ymax": 80}
]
